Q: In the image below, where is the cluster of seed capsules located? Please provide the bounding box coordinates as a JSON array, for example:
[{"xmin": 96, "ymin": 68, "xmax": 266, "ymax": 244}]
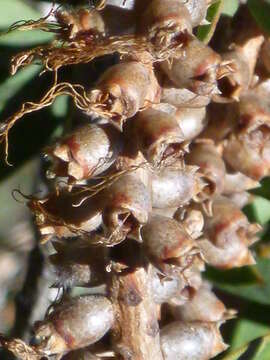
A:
[{"xmin": 2, "ymin": 0, "xmax": 270, "ymax": 359}]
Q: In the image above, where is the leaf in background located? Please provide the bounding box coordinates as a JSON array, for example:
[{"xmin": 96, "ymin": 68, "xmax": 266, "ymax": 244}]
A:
[
  {"xmin": 197, "ymin": 0, "xmax": 223, "ymax": 43},
  {"xmin": 0, "ymin": 65, "xmax": 41, "ymax": 112},
  {"xmin": 209, "ymin": 258, "xmax": 270, "ymax": 305},
  {"xmin": 0, "ymin": 0, "xmax": 54, "ymax": 45},
  {"xmin": 231, "ymin": 319, "xmax": 270, "ymax": 350},
  {"xmin": 248, "ymin": 0, "xmax": 270, "ymax": 35},
  {"xmin": 222, "ymin": 0, "xmax": 239, "ymax": 17},
  {"xmin": 220, "ymin": 335, "xmax": 270, "ymax": 360},
  {"xmin": 251, "ymin": 196, "xmax": 270, "ymax": 225}
]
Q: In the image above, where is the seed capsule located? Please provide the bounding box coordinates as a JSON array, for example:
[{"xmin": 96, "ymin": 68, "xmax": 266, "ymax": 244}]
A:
[
  {"xmin": 161, "ymin": 83, "xmax": 211, "ymax": 108},
  {"xmin": 139, "ymin": 0, "xmax": 192, "ymax": 48},
  {"xmin": 174, "ymin": 205, "xmax": 204, "ymax": 240},
  {"xmin": 161, "ymin": 37, "xmax": 222, "ymax": 97},
  {"xmin": 223, "ymin": 80, "xmax": 270, "ymax": 180},
  {"xmin": 169, "ymin": 282, "xmax": 235, "ymax": 322},
  {"xmin": 33, "ymin": 295, "xmax": 114, "ymax": 355},
  {"xmin": 141, "ymin": 214, "xmax": 200, "ymax": 275},
  {"xmin": 49, "ymin": 242, "xmax": 108, "ymax": 288},
  {"xmin": 56, "ymin": 8, "xmax": 105, "ymax": 41},
  {"xmin": 28, "ymin": 190, "xmax": 103, "ymax": 242},
  {"xmin": 198, "ymin": 196, "xmax": 261, "ymax": 269},
  {"xmin": 151, "ymin": 163, "xmax": 203, "ymax": 208},
  {"xmin": 160, "ymin": 321, "xmax": 228, "ymax": 360},
  {"xmin": 186, "ymin": 140, "xmax": 226, "ymax": 200},
  {"xmin": 132, "ymin": 107, "xmax": 187, "ymax": 166},
  {"xmin": 102, "ymin": 174, "xmax": 151, "ymax": 243},
  {"xmin": 88, "ymin": 60, "xmax": 160, "ymax": 130},
  {"xmin": 47, "ymin": 123, "xmax": 122, "ymax": 181},
  {"xmin": 218, "ymin": 36, "xmax": 263, "ymax": 101},
  {"xmin": 174, "ymin": 106, "xmax": 207, "ymax": 141},
  {"xmin": 223, "ymin": 171, "xmax": 260, "ymax": 195}
]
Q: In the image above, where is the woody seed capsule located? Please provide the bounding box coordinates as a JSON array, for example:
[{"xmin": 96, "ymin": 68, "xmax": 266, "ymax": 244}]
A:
[{"xmin": 33, "ymin": 295, "xmax": 114, "ymax": 355}]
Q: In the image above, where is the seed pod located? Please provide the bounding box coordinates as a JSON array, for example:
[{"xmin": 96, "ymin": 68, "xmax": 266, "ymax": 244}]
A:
[
  {"xmin": 88, "ymin": 60, "xmax": 160, "ymax": 130},
  {"xmin": 186, "ymin": 140, "xmax": 226, "ymax": 200},
  {"xmin": 161, "ymin": 37, "xmax": 222, "ymax": 96},
  {"xmin": 223, "ymin": 171, "xmax": 260, "ymax": 195},
  {"xmin": 169, "ymin": 282, "xmax": 236, "ymax": 322},
  {"xmin": 149, "ymin": 266, "xmax": 185, "ymax": 304},
  {"xmin": 139, "ymin": 0, "xmax": 192, "ymax": 48},
  {"xmin": 197, "ymin": 196, "xmax": 261, "ymax": 269},
  {"xmin": 174, "ymin": 205, "xmax": 204, "ymax": 240},
  {"xmin": 160, "ymin": 321, "xmax": 228, "ymax": 360},
  {"xmin": 132, "ymin": 107, "xmax": 188, "ymax": 166},
  {"xmin": 151, "ymin": 163, "xmax": 203, "ymax": 208},
  {"xmin": 141, "ymin": 214, "xmax": 200, "ymax": 275},
  {"xmin": 223, "ymin": 80, "xmax": 270, "ymax": 180},
  {"xmin": 174, "ymin": 106, "xmax": 207, "ymax": 141},
  {"xmin": 227, "ymin": 191, "xmax": 253, "ymax": 209},
  {"xmin": 33, "ymin": 295, "xmax": 114, "ymax": 355},
  {"xmin": 28, "ymin": 190, "xmax": 103, "ymax": 243},
  {"xmin": 49, "ymin": 242, "xmax": 108, "ymax": 288},
  {"xmin": 218, "ymin": 35, "xmax": 264, "ymax": 101},
  {"xmin": 152, "ymin": 207, "xmax": 178, "ymax": 219},
  {"xmin": 102, "ymin": 174, "xmax": 151, "ymax": 243},
  {"xmin": 150, "ymin": 264, "xmax": 203, "ymax": 306},
  {"xmin": 161, "ymin": 83, "xmax": 211, "ymax": 108},
  {"xmin": 47, "ymin": 124, "xmax": 122, "ymax": 181},
  {"xmin": 56, "ymin": 8, "xmax": 105, "ymax": 41}
]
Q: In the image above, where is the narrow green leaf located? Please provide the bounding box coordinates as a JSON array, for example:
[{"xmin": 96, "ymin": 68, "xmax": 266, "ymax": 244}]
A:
[
  {"xmin": 209, "ymin": 258, "xmax": 270, "ymax": 305},
  {"xmin": 0, "ymin": 65, "xmax": 41, "ymax": 112},
  {"xmin": 0, "ymin": 0, "xmax": 40, "ymax": 29},
  {"xmin": 220, "ymin": 343, "xmax": 249, "ymax": 360},
  {"xmin": 231, "ymin": 319, "xmax": 270, "ymax": 350},
  {"xmin": 197, "ymin": 0, "xmax": 223, "ymax": 43}
]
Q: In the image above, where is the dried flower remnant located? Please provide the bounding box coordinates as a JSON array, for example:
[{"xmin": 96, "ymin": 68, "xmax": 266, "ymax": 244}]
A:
[
  {"xmin": 47, "ymin": 123, "xmax": 122, "ymax": 181},
  {"xmin": 160, "ymin": 321, "xmax": 228, "ymax": 360},
  {"xmin": 197, "ymin": 196, "xmax": 261, "ymax": 269},
  {"xmin": 33, "ymin": 296, "xmax": 114, "ymax": 355}
]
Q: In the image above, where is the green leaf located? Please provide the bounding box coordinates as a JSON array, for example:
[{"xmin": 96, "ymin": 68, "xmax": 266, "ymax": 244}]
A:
[
  {"xmin": 0, "ymin": 30, "xmax": 54, "ymax": 46},
  {"xmin": 248, "ymin": 0, "xmax": 270, "ymax": 35},
  {"xmin": 0, "ymin": 0, "xmax": 40, "ymax": 29},
  {"xmin": 0, "ymin": 65, "xmax": 41, "ymax": 112},
  {"xmin": 231, "ymin": 319, "xmax": 270, "ymax": 350},
  {"xmin": 197, "ymin": 0, "xmax": 224, "ymax": 43},
  {"xmin": 209, "ymin": 258, "xmax": 270, "ymax": 305},
  {"xmin": 219, "ymin": 343, "xmax": 249, "ymax": 360},
  {"xmin": 0, "ymin": 0, "xmax": 54, "ymax": 45},
  {"xmin": 222, "ymin": 0, "xmax": 239, "ymax": 17},
  {"xmin": 251, "ymin": 196, "xmax": 270, "ymax": 225}
]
